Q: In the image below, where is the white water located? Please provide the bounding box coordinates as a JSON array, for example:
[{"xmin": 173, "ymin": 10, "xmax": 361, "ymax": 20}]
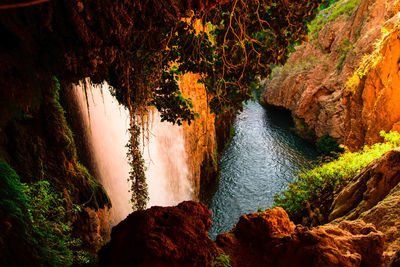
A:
[
  {"xmin": 144, "ymin": 112, "xmax": 194, "ymax": 207},
  {"xmin": 73, "ymin": 82, "xmax": 132, "ymax": 227},
  {"xmin": 73, "ymin": 81, "xmax": 193, "ymax": 227}
]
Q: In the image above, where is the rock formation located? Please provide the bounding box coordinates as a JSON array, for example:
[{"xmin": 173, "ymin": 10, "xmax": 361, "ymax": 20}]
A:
[
  {"xmin": 329, "ymin": 149, "xmax": 400, "ymax": 264},
  {"xmin": 344, "ymin": 23, "xmax": 400, "ymax": 149},
  {"xmin": 99, "ymin": 201, "xmax": 222, "ymax": 267},
  {"xmin": 99, "ymin": 203, "xmax": 385, "ymax": 267},
  {"xmin": 180, "ymin": 73, "xmax": 234, "ymax": 203},
  {"xmin": 261, "ymin": 0, "xmax": 400, "ymax": 150}
]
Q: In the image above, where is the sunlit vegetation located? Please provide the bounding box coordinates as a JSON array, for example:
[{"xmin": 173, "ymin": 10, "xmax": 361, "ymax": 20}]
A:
[
  {"xmin": 308, "ymin": 0, "xmax": 362, "ymax": 39},
  {"xmin": 212, "ymin": 254, "xmax": 231, "ymax": 267},
  {"xmin": 269, "ymin": 56, "xmax": 323, "ymax": 80},
  {"xmin": 274, "ymin": 131, "xmax": 400, "ymax": 222},
  {"xmin": 0, "ymin": 160, "xmax": 90, "ymax": 266},
  {"xmin": 345, "ymin": 24, "xmax": 399, "ymax": 94}
]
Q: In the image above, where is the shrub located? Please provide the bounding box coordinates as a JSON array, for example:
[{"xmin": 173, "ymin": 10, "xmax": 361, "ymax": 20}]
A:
[
  {"xmin": 0, "ymin": 160, "xmax": 91, "ymax": 266},
  {"xmin": 316, "ymin": 133, "xmax": 343, "ymax": 156},
  {"xmin": 212, "ymin": 254, "xmax": 231, "ymax": 267},
  {"xmin": 336, "ymin": 39, "xmax": 354, "ymax": 71},
  {"xmin": 308, "ymin": 0, "xmax": 362, "ymax": 39},
  {"xmin": 274, "ymin": 131, "xmax": 400, "ymax": 220}
]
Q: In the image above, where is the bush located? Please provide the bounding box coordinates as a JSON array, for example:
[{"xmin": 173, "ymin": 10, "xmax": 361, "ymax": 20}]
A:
[
  {"xmin": 274, "ymin": 131, "xmax": 400, "ymax": 220},
  {"xmin": 316, "ymin": 133, "xmax": 343, "ymax": 156},
  {"xmin": 0, "ymin": 160, "xmax": 91, "ymax": 266},
  {"xmin": 212, "ymin": 254, "xmax": 231, "ymax": 267},
  {"xmin": 308, "ymin": 0, "xmax": 362, "ymax": 39}
]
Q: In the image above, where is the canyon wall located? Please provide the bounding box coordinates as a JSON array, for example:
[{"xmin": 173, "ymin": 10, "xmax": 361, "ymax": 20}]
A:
[
  {"xmin": 261, "ymin": 0, "xmax": 400, "ymax": 150},
  {"xmin": 180, "ymin": 73, "xmax": 234, "ymax": 203}
]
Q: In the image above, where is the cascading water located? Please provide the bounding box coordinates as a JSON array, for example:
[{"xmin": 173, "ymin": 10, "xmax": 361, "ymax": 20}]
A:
[
  {"xmin": 73, "ymin": 82, "xmax": 132, "ymax": 227},
  {"xmin": 144, "ymin": 111, "xmax": 194, "ymax": 207},
  {"xmin": 73, "ymin": 81, "xmax": 194, "ymax": 227}
]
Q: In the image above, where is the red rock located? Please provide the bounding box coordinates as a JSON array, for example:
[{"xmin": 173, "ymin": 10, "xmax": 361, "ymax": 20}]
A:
[
  {"xmin": 99, "ymin": 201, "xmax": 221, "ymax": 267},
  {"xmin": 261, "ymin": 0, "xmax": 400, "ymax": 149},
  {"xmin": 217, "ymin": 210, "xmax": 384, "ymax": 267},
  {"xmin": 99, "ymin": 203, "xmax": 385, "ymax": 267}
]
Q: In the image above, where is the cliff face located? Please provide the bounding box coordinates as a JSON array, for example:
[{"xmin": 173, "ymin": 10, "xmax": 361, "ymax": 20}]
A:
[
  {"xmin": 261, "ymin": 0, "xmax": 400, "ymax": 149},
  {"xmin": 99, "ymin": 203, "xmax": 385, "ymax": 267},
  {"xmin": 180, "ymin": 73, "xmax": 234, "ymax": 203},
  {"xmin": 329, "ymin": 149, "xmax": 400, "ymax": 265},
  {"xmin": 345, "ymin": 23, "xmax": 400, "ymax": 149}
]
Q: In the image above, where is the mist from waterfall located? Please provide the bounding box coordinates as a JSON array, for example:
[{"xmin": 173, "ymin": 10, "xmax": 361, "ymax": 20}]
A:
[
  {"xmin": 144, "ymin": 112, "xmax": 194, "ymax": 207},
  {"xmin": 73, "ymin": 81, "xmax": 193, "ymax": 227}
]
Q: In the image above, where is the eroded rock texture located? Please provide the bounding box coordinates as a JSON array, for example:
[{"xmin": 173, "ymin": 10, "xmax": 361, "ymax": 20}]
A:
[
  {"xmin": 329, "ymin": 149, "xmax": 400, "ymax": 264},
  {"xmin": 261, "ymin": 0, "xmax": 400, "ymax": 149},
  {"xmin": 99, "ymin": 203, "xmax": 385, "ymax": 267},
  {"xmin": 99, "ymin": 201, "xmax": 221, "ymax": 267}
]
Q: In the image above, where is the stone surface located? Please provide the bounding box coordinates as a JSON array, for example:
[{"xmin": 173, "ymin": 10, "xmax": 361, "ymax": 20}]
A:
[
  {"xmin": 344, "ymin": 22, "xmax": 400, "ymax": 150},
  {"xmin": 261, "ymin": 0, "xmax": 400, "ymax": 149},
  {"xmin": 99, "ymin": 203, "xmax": 385, "ymax": 267},
  {"xmin": 217, "ymin": 210, "xmax": 384, "ymax": 267},
  {"xmin": 329, "ymin": 149, "xmax": 400, "ymax": 265},
  {"xmin": 98, "ymin": 201, "xmax": 221, "ymax": 267}
]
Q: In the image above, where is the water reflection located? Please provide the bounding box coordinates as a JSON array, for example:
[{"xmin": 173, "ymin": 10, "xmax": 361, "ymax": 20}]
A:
[{"xmin": 209, "ymin": 101, "xmax": 318, "ymax": 239}]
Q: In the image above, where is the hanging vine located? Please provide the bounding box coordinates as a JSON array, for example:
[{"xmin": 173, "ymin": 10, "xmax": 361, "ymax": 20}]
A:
[{"xmin": 0, "ymin": 0, "xmax": 326, "ymax": 211}]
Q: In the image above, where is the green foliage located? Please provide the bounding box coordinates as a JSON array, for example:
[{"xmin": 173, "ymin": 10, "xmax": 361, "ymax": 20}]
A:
[
  {"xmin": 24, "ymin": 180, "xmax": 92, "ymax": 266},
  {"xmin": 127, "ymin": 124, "xmax": 149, "ymax": 210},
  {"xmin": 107, "ymin": 0, "xmax": 324, "ymax": 124},
  {"xmin": 0, "ymin": 160, "xmax": 91, "ymax": 266},
  {"xmin": 212, "ymin": 254, "xmax": 231, "ymax": 267},
  {"xmin": 274, "ymin": 131, "xmax": 400, "ymax": 220},
  {"xmin": 316, "ymin": 133, "xmax": 342, "ymax": 156},
  {"xmin": 0, "ymin": 160, "xmax": 30, "ymax": 224},
  {"xmin": 336, "ymin": 39, "xmax": 354, "ymax": 71},
  {"xmin": 292, "ymin": 118, "xmax": 317, "ymax": 142},
  {"xmin": 308, "ymin": 0, "xmax": 362, "ymax": 39}
]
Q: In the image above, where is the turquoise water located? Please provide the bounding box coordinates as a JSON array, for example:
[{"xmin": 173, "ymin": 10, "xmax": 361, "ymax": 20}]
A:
[{"xmin": 209, "ymin": 100, "xmax": 318, "ymax": 239}]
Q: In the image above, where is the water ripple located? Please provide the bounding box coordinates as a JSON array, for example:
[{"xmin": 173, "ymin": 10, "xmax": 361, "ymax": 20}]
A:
[{"xmin": 209, "ymin": 101, "xmax": 318, "ymax": 239}]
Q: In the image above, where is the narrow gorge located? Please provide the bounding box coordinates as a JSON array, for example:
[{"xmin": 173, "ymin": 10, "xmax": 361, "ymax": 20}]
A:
[{"xmin": 1, "ymin": 0, "xmax": 400, "ymax": 266}]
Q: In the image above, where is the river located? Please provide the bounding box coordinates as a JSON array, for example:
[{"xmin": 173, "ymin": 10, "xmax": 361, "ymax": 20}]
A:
[{"xmin": 208, "ymin": 100, "xmax": 318, "ymax": 239}]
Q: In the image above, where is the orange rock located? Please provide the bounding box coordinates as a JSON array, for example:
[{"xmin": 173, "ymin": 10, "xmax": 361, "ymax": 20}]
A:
[
  {"xmin": 261, "ymin": 0, "xmax": 400, "ymax": 149},
  {"xmin": 99, "ymin": 203, "xmax": 385, "ymax": 267},
  {"xmin": 329, "ymin": 149, "xmax": 400, "ymax": 265}
]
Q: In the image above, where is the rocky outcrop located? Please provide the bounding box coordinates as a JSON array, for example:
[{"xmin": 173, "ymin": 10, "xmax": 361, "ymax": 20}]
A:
[
  {"xmin": 344, "ymin": 23, "xmax": 400, "ymax": 149},
  {"xmin": 329, "ymin": 149, "xmax": 400, "ymax": 264},
  {"xmin": 99, "ymin": 201, "xmax": 221, "ymax": 267},
  {"xmin": 261, "ymin": 0, "xmax": 400, "ymax": 149},
  {"xmin": 180, "ymin": 73, "xmax": 234, "ymax": 203},
  {"xmin": 99, "ymin": 203, "xmax": 385, "ymax": 267}
]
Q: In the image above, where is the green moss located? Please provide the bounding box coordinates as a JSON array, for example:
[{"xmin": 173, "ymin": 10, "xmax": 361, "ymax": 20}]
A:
[
  {"xmin": 224, "ymin": 125, "xmax": 236, "ymax": 151},
  {"xmin": 212, "ymin": 254, "xmax": 231, "ymax": 267},
  {"xmin": 269, "ymin": 56, "xmax": 322, "ymax": 80},
  {"xmin": 308, "ymin": 0, "xmax": 362, "ymax": 39},
  {"xmin": 274, "ymin": 131, "xmax": 400, "ymax": 222}
]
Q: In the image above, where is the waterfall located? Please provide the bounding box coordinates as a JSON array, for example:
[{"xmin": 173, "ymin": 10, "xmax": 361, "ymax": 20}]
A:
[
  {"xmin": 145, "ymin": 112, "xmax": 194, "ymax": 207},
  {"xmin": 73, "ymin": 82, "xmax": 132, "ymax": 227},
  {"xmin": 73, "ymin": 81, "xmax": 193, "ymax": 227}
]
